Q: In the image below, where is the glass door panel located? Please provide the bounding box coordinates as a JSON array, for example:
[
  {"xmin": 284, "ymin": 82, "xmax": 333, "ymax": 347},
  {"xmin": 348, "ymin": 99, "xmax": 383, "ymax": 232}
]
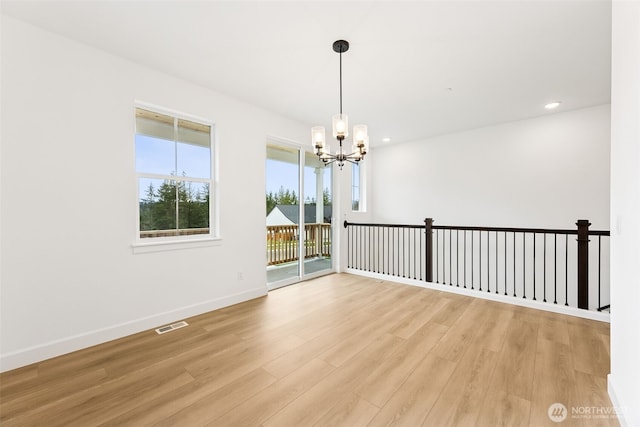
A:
[
  {"xmin": 266, "ymin": 145, "xmax": 301, "ymax": 288},
  {"xmin": 303, "ymin": 155, "xmax": 333, "ymax": 277},
  {"xmin": 266, "ymin": 143, "xmax": 334, "ymax": 289}
]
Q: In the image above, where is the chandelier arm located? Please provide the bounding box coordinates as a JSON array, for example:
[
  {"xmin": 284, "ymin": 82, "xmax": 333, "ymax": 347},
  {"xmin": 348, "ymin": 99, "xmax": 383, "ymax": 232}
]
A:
[{"xmin": 343, "ymin": 150, "xmax": 363, "ymax": 158}]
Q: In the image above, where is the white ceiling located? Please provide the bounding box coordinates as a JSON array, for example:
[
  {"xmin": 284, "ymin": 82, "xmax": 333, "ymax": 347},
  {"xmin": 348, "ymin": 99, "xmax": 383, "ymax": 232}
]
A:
[{"xmin": 1, "ymin": 1, "xmax": 612, "ymax": 146}]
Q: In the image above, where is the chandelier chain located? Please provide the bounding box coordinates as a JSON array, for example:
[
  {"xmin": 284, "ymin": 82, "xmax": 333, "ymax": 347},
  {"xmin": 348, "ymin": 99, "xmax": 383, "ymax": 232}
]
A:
[{"xmin": 339, "ymin": 50, "xmax": 343, "ymax": 116}]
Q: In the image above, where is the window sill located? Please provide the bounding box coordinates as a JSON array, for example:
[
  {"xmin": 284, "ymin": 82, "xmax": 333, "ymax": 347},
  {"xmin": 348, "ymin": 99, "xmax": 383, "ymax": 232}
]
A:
[{"xmin": 131, "ymin": 237, "xmax": 222, "ymax": 254}]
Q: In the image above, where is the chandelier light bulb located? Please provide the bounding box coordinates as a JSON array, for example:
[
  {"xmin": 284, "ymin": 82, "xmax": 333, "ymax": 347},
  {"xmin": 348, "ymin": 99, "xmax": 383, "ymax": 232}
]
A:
[
  {"xmin": 353, "ymin": 124, "xmax": 368, "ymax": 147},
  {"xmin": 332, "ymin": 114, "xmax": 349, "ymax": 139},
  {"xmin": 311, "ymin": 126, "xmax": 326, "ymax": 148}
]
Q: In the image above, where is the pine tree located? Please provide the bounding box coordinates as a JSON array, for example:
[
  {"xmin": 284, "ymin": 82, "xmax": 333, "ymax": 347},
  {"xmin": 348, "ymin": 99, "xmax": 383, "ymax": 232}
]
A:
[
  {"xmin": 139, "ymin": 182, "xmax": 156, "ymax": 231},
  {"xmin": 153, "ymin": 179, "xmax": 177, "ymax": 230}
]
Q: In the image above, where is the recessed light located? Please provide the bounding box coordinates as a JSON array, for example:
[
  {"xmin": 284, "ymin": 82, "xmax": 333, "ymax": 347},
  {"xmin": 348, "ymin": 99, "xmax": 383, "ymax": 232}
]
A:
[
  {"xmin": 545, "ymin": 101, "xmax": 561, "ymax": 109},
  {"xmin": 382, "ymin": 137, "xmax": 391, "ymax": 143}
]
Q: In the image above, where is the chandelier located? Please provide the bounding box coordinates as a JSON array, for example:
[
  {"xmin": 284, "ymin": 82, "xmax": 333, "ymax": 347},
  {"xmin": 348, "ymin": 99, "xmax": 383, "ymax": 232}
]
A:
[{"xmin": 312, "ymin": 40, "xmax": 368, "ymax": 169}]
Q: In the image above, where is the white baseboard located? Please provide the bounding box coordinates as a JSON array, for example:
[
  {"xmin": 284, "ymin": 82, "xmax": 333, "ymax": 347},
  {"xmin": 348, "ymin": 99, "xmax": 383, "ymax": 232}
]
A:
[
  {"xmin": 608, "ymin": 375, "xmax": 626, "ymax": 427},
  {"xmin": 0, "ymin": 286, "xmax": 267, "ymax": 373},
  {"xmin": 346, "ymin": 269, "xmax": 611, "ymax": 323},
  {"xmin": 608, "ymin": 374, "xmax": 640, "ymax": 427}
]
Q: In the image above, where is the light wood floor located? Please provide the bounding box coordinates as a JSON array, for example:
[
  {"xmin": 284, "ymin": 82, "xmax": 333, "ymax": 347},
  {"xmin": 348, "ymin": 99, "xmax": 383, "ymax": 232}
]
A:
[{"xmin": 0, "ymin": 273, "xmax": 617, "ymax": 426}]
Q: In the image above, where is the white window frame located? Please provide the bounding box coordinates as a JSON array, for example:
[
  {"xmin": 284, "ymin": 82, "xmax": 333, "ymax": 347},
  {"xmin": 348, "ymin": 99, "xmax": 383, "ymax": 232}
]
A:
[
  {"xmin": 351, "ymin": 161, "xmax": 366, "ymax": 212},
  {"xmin": 132, "ymin": 102, "xmax": 220, "ymax": 253}
]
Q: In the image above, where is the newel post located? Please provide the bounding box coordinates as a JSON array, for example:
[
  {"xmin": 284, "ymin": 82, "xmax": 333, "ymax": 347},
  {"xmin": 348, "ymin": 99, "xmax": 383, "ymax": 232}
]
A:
[
  {"xmin": 576, "ymin": 219, "xmax": 591, "ymax": 310},
  {"xmin": 425, "ymin": 218, "xmax": 434, "ymax": 282}
]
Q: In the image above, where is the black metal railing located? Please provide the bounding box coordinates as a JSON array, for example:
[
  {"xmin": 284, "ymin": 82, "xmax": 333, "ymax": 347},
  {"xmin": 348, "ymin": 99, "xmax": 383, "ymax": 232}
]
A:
[{"xmin": 344, "ymin": 218, "xmax": 610, "ymax": 312}]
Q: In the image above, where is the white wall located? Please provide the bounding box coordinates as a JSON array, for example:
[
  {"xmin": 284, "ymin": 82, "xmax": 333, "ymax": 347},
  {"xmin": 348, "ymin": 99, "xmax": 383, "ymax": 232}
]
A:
[
  {"xmin": 0, "ymin": 16, "xmax": 308, "ymax": 371},
  {"xmin": 609, "ymin": 1, "xmax": 640, "ymax": 425},
  {"xmin": 369, "ymin": 105, "xmax": 610, "ymax": 230},
  {"xmin": 341, "ymin": 106, "xmax": 611, "ymax": 316},
  {"xmin": 338, "ymin": 160, "xmax": 375, "ymax": 273}
]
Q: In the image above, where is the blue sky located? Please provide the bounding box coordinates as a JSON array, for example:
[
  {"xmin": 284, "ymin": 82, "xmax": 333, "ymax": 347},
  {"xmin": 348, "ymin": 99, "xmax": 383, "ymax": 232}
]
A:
[
  {"xmin": 135, "ymin": 135, "xmax": 210, "ymax": 178},
  {"xmin": 137, "ymin": 134, "xmax": 331, "ymax": 203},
  {"xmin": 266, "ymin": 158, "xmax": 332, "ymax": 203}
]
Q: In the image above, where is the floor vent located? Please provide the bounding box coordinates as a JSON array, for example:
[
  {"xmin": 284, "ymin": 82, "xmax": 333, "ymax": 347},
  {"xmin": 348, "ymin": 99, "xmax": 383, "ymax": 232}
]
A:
[{"xmin": 155, "ymin": 321, "xmax": 189, "ymax": 334}]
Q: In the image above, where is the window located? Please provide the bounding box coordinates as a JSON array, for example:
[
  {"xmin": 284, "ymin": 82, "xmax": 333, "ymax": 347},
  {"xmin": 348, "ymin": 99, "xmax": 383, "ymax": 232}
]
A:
[
  {"xmin": 135, "ymin": 107, "xmax": 214, "ymax": 239},
  {"xmin": 352, "ymin": 162, "xmax": 361, "ymax": 211}
]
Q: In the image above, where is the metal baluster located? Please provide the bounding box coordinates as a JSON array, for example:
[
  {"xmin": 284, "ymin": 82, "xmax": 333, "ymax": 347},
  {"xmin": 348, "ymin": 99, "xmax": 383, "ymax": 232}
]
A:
[
  {"xmin": 420, "ymin": 227, "xmax": 423, "ymax": 280},
  {"xmin": 449, "ymin": 229, "xmax": 452, "ymax": 285},
  {"xmin": 413, "ymin": 229, "xmax": 422, "ymax": 280},
  {"xmin": 352, "ymin": 225, "xmax": 355, "ymax": 270},
  {"xmin": 436, "ymin": 228, "xmax": 439, "ymax": 283},
  {"xmin": 396, "ymin": 227, "xmax": 400, "ymax": 277},
  {"xmin": 393, "ymin": 227, "xmax": 400, "ymax": 276},
  {"xmin": 370, "ymin": 226, "xmax": 373, "ymax": 273},
  {"xmin": 347, "ymin": 225, "xmax": 351, "ymax": 268},
  {"xmin": 353, "ymin": 225, "xmax": 357, "ymax": 270},
  {"xmin": 397, "ymin": 227, "xmax": 400, "ymax": 277},
  {"xmin": 353, "ymin": 225, "xmax": 360, "ymax": 270},
  {"xmin": 359, "ymin": 225, "xmax": 362, "ymax": 273},
  {"xmin": 479, "ymin": 231, "xmax": 483, "ymax": 291},
  {"xmin": 543, "ymin": 234, "xmax": 547, "ymax": 303},
  {"xmin": 441, "ymin": 229, "xmax": 444, "ymax": 285},
  {"xmin": 523, "ymin": 232, "xmax": 526, "ymax": 299},
  {"xmin": 533, "ymin": 233, "xmax": 537, "ymax": 300},
  {"xmin": 504, "ymin": 232, "xmax": 507, "ymax": 296},
  {"xmin": 379, "ymin": 226, "xmax": 382, "ymax": 274},
  {"xmin": 487, "ymin": 230, "xmax": 490, "ymax": 293},
  {"xmin": 554, "ymin": 233, "xmax": 558, "ymax": 304},
  {"xmin": 360, "ymin": 226, "xmax": 371, "ymax": 271},
  {"xmin": 380, "ymin": 226, "xmax": 384, "ymax": 274},
  {"xmin": 513, "ymin": 232, "xmax": 516, "ymax": 297},
  {"xmin": 598, "ymin": 235, "xmax": 602, "ymax": 310},
  {"xmin": 495, "ymin": 231, "xmax": 499, "ymax": 294},
  {"xmin": 386, "ymin": 226, "xmax": 390, "ymax": 275},
  {"xmin": 362, "ymin": 226, "xmax": 365, "ymax": 271},
  {"xmin": 565, "ymin": 234, "xmax": 569, "ymax": 306},
  {"xmin": 386, "ymin": 226, "xmax": 390, "ymax": 274},
  {"xmin": 456, "ymin": 230, "xmax": 460, "ymax": 287},
  {"xmin": 376, "ymin": 227, "xmax": 382, "ymax": 273},
  {"xmin": 464, "ymin": 230, "xmax": 467, "ymax": 289},
  {"xmin": 471, "ymin": 231, "xmax": 475, "ymax": 290},
  {"xmin": 361, "ymin": 225, "xmax": 364, "ymax": 270},
  {"xmin": 363, "ymin": 225, "xmax": 366, "ymax": 272},
  {"xmin": 403, "ymin": 228, "xmax": 406, "ymax": 278},
  {"xmin": 380, "ymin": 226, "xmax": 383, "ymax": 273},
  {"xmin": 368, "ymin": 226, "xmax": 372, "ymax": 272},
  {"xmin": 391, "ymin": 227, "xmax": 395, "ymax": 276}
]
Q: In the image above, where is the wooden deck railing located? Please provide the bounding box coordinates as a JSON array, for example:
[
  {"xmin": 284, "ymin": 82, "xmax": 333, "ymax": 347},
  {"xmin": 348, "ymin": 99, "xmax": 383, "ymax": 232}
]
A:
[{"xmin": 267, "ymin": 223, "xmax": 332, "ymax": 266}]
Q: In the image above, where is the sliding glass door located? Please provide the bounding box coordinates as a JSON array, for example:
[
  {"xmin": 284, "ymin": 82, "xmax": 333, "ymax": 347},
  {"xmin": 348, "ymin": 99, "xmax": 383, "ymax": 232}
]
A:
[{"xmin": 266, "ymin": 142, "xmax": 332, "ymax": 289}]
